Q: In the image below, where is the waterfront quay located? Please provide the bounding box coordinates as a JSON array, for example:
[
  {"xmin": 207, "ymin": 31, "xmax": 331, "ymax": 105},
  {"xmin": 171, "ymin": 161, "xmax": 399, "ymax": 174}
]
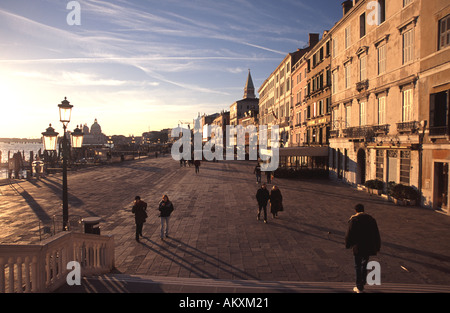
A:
[{"xmin": 1, "ymin": 155, "xmax": 450, "ymax": 292}]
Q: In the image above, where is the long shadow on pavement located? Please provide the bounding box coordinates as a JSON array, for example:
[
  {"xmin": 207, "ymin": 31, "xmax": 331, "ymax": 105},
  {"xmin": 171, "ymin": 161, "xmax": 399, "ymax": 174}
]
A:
[
  {"xmin": 132, "ymin": 237, "xmax": 301, "ymax": 292},
  {"xmin": 39, "ymin": 177, "xmax": 85, "ymax": 207},
  {"xmin": 18, "ymin": 189, "xmax": 52, "ymax": 223},
  {"xmin": 11, "ymin": 183, "xmax": 52, "ymax": 223}
]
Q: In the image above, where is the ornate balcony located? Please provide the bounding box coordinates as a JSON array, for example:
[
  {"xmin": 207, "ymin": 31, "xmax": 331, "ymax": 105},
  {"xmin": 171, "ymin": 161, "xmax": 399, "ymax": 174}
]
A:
[
  {"xmin": 342, "ymin": 125, "xmax": 389, "ymax": 141},
  {"xmin": 356, "ymin": 79, "xmax": 369, "ymax": 92},
  {"xmin": 343, "ymin": 126, "xmax": 372, "ymax": 140},
  {"xmin": 396, "ymin": 121, "xmax": 419, "ymax": 134},
  {"xmin": 372, "ymin": 124, "xmax": 389, "ymax": 135}
]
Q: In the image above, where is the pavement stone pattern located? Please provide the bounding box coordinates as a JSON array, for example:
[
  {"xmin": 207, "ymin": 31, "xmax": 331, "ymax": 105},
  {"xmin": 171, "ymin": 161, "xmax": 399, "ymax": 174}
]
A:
[{"xmin": 1, "ymin": 156, "xmax": 450, "ymax": 291}]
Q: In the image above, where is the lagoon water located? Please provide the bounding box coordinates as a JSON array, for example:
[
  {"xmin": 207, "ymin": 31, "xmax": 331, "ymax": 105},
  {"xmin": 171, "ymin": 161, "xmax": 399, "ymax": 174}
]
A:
[
  {"xmin": 0, "ymin": 141, "xmax": 43, "ymax": 178},
  {"xmin": 0, "ymin": 141, "xmax": 43, "ymax": 163}
]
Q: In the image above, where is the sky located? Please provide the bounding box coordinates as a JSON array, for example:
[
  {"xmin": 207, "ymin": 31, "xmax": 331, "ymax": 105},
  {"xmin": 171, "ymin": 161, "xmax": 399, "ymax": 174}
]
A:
[{"xmin": 0, "ymin": 0, "xmax": 342, "ymax": 138}]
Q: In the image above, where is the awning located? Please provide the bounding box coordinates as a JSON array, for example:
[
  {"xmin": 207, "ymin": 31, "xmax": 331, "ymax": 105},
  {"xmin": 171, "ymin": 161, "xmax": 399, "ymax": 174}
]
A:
[{"xmin": 279, "ymin": 146, "xmax": 329, "ymax": 157}]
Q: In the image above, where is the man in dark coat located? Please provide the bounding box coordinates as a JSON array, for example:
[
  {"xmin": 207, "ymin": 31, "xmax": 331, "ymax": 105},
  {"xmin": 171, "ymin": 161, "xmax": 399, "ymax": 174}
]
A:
[
  {"xmin": 132, "ymin": 196, "xmax": 147, "ymax": 242},
  {"xmin": 345, "ymin": 203, "xmax": 381, "ymax": 293},
  {"xmin": 256, "ymin": 183, "xmax": 270, "ymax": 223}
]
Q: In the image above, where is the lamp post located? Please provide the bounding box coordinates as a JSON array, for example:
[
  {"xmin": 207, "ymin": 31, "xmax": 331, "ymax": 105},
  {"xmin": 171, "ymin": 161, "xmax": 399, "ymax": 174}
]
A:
[
  {"xmin": 42, "ymin": 97, "xmax": 82, "ymax": 231},
  {"xmin": 58, "ymin": 98, "xmax": 73, "ymax": 230}
]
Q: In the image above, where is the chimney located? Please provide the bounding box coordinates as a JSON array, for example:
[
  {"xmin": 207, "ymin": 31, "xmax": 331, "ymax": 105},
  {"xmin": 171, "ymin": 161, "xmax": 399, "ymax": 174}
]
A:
[
  {"xmin": 342, "ymin": 0, "xmax": 353, "ymax": 16},
  {"xmin": 308, "ymin": 33, "xmax": 320, "ymax": 47}
]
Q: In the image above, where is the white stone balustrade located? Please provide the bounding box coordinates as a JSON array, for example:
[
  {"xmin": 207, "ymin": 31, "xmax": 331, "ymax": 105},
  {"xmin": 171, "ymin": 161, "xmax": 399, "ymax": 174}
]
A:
[{"xmin": 0, "ymin": 232, "xmax": 114, "ymax": 293}]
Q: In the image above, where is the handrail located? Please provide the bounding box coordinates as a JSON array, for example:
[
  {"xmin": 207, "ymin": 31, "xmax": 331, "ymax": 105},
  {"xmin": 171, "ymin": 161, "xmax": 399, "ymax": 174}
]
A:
[{"xmin": 0, "ymin": 232, "xmax": 114, "ymax": 293}]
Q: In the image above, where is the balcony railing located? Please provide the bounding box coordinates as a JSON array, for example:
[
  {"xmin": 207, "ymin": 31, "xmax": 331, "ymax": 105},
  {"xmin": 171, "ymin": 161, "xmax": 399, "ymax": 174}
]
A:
[
  {"xmin": 342, "ymin": 124, "xmax": 389, "ymax": 140},
  {"xmin": 397, "ymin": 121, "xmax": 419, "ymax": 134},
  {"xmin": 372, "ymin": 124, "xmax": 389, "ymax": 135}
]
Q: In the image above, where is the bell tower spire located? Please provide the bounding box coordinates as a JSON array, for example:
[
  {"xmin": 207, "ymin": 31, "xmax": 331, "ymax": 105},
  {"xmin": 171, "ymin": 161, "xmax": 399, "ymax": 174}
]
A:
[{"xmin": 244, "ymin": 69, "xmax": 255, "ymax": 99}]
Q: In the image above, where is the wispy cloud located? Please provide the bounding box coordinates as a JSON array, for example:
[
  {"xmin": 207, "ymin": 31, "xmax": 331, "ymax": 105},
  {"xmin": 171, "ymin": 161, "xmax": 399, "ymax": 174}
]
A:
[
  {"xmin": 12, "ymin": 70, "xmax": 158, "ymax": 87},
  {"xmin": 0, "ymin": 0, "xmax": 343, "ymax": 137}
]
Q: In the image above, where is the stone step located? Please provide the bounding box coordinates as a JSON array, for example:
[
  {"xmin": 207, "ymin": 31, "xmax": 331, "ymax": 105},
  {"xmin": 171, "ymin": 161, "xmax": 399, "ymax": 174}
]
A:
[{"xmin": 56, "ymin": 274, "xmax": 450, "ymax": 293}]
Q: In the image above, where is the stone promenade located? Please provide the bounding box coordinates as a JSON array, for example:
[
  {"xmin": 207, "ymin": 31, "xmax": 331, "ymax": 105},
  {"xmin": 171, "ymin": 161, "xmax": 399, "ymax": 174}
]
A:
[{"xmin": 1, "ymin": 156, "xmax": 450, "ymax": 292}]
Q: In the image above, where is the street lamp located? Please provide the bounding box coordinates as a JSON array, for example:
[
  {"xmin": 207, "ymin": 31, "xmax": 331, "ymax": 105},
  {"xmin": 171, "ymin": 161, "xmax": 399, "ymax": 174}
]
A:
[
  {"xmin": 42, "ymin": 97, "xmax": 81, "ymax": 231},
  {"xmin": 71, "ymin": 125, "xmax": 84, "ymax": 148},
  {"xmin": 71, "ymin": 125, "xmax": 84, "ymax": 164},
  {"xmin": 41, "ymin": 124, "xmax": 59, "ymax": 151},
  {"xmin": 58, "ymin": 97, "xmax": 73, "ymax": 127}
]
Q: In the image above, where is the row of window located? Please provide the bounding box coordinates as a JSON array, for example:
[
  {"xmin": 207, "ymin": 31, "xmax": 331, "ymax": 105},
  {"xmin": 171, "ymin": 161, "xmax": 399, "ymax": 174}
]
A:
[
  {"xmin": 344, "ymin": 0, "xmax": 420, "ymax": 51},
  {"xmin": 332, "ymin": 88, "xmax": 413, "ymax": 128},
  {"xmin": 331, "ymin": 28, "xmax": 412, "ymax": 95},
  {"xmin": 294, "ymin": 98, "xmax": 332, "ymax": 125},
  {"xmin": 336, "ymin": 13, "xmax": 449, "ymax": 83},
  {"xmin": 330, "ymin": 12, "xmax": 450, "ymax": 95}
]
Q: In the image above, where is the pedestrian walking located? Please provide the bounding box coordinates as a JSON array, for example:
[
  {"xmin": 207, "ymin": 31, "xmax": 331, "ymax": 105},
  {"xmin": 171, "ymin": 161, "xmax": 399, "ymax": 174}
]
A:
[
  {"xmin": 345, "ymin": 203, "xmax": 381, "ymax": 293},
  {"xmin": 269, "ymin": 185, "xmax": 283, "ymax": 218},
  {"xmin": 265, "ymin": 170, "xmax": 272, "ymax": 183},
  {"xmin": 256, "ymin": 183, "xmax": 270, "ymax": 223},
  {"xmin": 194, "ymin": 159, "xmax": 201, "ymax": 174},
  {"xmin": 131, "ymin": 196, "xmax": 147, "ymax": 242},
  {"xmin": 158, "ymin": 194, "xmax": 174, "ymax": 239},
  {"xmin": 254, "ymin": 163, "xmax": 262, "ymax": 183}
]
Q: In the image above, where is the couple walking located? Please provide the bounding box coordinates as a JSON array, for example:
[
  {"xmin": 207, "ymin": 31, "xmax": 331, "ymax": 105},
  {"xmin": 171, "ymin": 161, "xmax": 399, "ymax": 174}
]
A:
[
  {"xmin": 255, "ymin": 183, "xmax": 283, "ymax": 223},
  {"xmin": 253, "ymin": 164, "xmax": 273, "ymax": 184},
  {"xmin": 132, "ymin": 195, "xmax": 174, "ymax": 242}
]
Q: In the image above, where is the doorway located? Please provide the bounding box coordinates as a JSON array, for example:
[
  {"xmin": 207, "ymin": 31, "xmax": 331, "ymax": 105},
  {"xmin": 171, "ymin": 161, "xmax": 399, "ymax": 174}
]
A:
[
  {"xmin": 434, "ymin": 162, "xmax": 449, "ymax": 212},
  {"xmin": 357, "ymin": 148, "xmax": 366, "ymax": 185},
  {"xmin": 387, "ymin": 150, "xmax": 398, "ymax": 184},
  {"xmin": 337, "ymin": 149, "xmax": 342, "ymax": 179}
]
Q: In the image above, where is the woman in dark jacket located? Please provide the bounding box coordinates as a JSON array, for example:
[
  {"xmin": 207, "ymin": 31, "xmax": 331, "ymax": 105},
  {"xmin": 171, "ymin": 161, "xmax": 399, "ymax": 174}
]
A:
[
  {"xmin": 158, "ymin": 194, "xmax": 174, "ymax": 239},
  {"xmin": 269, "ymin": 185, "xmax": 283, "ymax": 218}
]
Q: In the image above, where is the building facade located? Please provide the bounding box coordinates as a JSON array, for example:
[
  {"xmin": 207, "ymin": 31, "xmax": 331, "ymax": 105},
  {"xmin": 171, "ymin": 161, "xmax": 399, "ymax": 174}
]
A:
[
  {"xmin": 291, "ymin": 54, "xmax": 309, "ymax": 147},
  {"xmin": 259, "ymin": 33, "xmax": 319, "ymax": 150},
  {"xmin": 258, "ymin": 54, "xmax": 292, "ymax": 147},
  {"xmin": 284, "ymin": 32, "xmax": 332, "ymax": 169},
  {"xmin": 328, "ymin": 0, "xmax": 422, "ymax": 191},
  {"xmin": 304, "ymin": 31, "xmax": 332, "ymax": 150},
  {"xmin": 419, "ymin": 0, "xmax": 450, "ymax": 213}
]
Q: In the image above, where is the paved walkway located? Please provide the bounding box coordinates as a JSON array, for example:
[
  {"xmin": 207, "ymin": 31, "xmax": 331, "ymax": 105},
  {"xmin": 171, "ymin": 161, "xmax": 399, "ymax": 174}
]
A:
[{"xmin": 1, "ymin": 156, "xmax": 450, "ymax": 293}]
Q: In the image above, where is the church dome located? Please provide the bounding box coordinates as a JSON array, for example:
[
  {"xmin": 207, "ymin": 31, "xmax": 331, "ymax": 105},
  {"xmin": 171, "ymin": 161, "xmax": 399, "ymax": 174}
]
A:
[{"xmin": 90, "ymin": 118, "xmax": 102, "ymax": 135}]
